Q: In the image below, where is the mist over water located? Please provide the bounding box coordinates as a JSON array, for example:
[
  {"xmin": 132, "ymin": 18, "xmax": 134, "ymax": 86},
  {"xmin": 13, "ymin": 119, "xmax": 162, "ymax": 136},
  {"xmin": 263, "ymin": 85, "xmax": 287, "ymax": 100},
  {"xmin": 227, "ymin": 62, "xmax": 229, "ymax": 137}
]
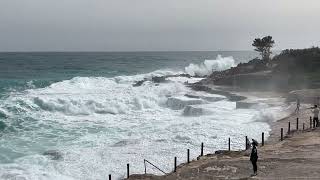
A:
[{"xmin": 0, "ymin": 51, "xmax": 290, "ymax": 179}]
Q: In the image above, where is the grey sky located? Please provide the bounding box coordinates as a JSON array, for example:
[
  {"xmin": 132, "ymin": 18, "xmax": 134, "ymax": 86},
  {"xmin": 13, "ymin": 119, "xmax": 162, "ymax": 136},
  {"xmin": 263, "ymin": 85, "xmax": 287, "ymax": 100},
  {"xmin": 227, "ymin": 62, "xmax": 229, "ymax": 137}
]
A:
[{"xmin": 0, "ymin": 0, "xmax": 319, "ymax": 51}]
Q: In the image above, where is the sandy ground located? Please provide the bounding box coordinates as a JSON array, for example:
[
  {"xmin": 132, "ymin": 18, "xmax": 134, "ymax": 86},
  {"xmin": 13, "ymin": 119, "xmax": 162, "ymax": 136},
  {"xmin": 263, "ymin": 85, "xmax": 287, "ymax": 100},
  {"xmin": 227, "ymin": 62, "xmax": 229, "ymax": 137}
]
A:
[{"xmin": 128, "ymin": 90, "xmax": 320, "ymax": 180}]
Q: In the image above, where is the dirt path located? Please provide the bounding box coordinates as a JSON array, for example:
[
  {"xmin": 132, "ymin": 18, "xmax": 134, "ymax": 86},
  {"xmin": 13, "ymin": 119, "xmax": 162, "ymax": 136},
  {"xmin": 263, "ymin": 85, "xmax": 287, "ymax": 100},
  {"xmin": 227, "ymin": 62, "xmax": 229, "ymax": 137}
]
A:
[{"xmin": 129, "ymin": 108, "xmax": 320, "ymax": 180}]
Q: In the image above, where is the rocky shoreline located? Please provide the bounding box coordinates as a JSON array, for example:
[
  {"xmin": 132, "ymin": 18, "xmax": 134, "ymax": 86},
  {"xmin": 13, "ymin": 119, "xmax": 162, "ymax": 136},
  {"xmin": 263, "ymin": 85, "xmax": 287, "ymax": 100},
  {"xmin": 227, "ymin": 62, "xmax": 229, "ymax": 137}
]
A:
[
  {"xmin": 127, "ymin": 101, "xmax": 320, "ymax": 179},
  {"xmin": 125, "ymin": 47, "xmax": 320, "ymax": 179}
]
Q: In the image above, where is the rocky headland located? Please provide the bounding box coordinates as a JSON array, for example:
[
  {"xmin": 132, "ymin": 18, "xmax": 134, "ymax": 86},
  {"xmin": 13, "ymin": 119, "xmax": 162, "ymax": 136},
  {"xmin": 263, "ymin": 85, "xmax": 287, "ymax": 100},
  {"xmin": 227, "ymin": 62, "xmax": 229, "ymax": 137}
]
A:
[{"xmin": 127, "ymin": 47, "xmax": 320, "ymax": 179}]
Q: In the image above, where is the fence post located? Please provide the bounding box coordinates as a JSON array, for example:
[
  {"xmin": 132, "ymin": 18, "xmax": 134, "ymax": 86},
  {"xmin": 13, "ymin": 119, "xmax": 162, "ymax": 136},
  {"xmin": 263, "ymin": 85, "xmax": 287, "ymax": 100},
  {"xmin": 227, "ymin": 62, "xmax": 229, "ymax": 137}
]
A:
[
  {"xmin": 310, "ymin": 116, "xmax": 312, "ymax": 129},
  {"xmin": 281, "ymin": 128, "xmax": 283, "ymax": 141},
  {"xmin": 109, "ymin": 174, "xmax": 111, "ymax": 180},
  {"xmin": 201, "ymin": 143, "xmax": 204, "ymax": 156},
  {"xmin": 245, "ymin": 136, "xmax": 248, "ymax": 150},
  {"xmin": 296, "ymin": 118, "xmax": 299, "ymax": 130},
  {"xmin": 187, "ymin": 149, "xmax": 190, "ymax": 163},
  {"xmin": 288, "ymin": 122, "xmax": 291, "ymax": 134},
  {"xmin": 127, "ymin": 164, "xmax": 129, "ymax": 179},
  {"xmin": 228, "ymin": 138, "xmax": 231, "ymax": 151},
  {"xmin": 303, "ymin": 123, "xmax": 305, "ymax": 130},
  {"xmin": 174, "ymin": 157, "xmax": 177, "ymax": 172},
  {"xmin": 262, "ymin": 132, "xmax": 264, "ymax": 146}
]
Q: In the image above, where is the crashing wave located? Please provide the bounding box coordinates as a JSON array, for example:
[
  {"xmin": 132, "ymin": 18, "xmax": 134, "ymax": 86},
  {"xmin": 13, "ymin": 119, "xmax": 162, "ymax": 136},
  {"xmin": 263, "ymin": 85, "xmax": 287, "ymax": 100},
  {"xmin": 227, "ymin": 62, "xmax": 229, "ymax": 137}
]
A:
[
  {"xmin": 185, "ymin": 55, "xmax": 236, "ymax": 76},
  {"xmin": 3, "ymin": 74, "xmax": 190, "ymax": 117}
]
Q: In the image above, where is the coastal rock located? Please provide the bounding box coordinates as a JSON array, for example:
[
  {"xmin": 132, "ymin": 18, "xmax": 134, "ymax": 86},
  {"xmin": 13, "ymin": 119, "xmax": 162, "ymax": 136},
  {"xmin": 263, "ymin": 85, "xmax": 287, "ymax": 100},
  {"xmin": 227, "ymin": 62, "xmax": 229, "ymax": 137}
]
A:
[
  {"xmin": 43, "ymin": 150, "xmax": 63, "ymax": 160},
  {"xmin": 133, "ymin": 79, "xmax": 145, "ymax": 87},
  {"xmin": 183, "ymin": 105, "xmax": 204, "ymax": 116},
  {"xmin": 236, "ymin": 101, "xmax": 258, "ymax": 109},
  {"xmin": 189, "ymin": 84, "xmax": 246, "ymax": 102},
  {"xmin": 184, "ymin": 94, "xmax": 225, "ymax": 102},
  {"xmin": 151, "ymin": 76, "xmax": 166, "ymax": 83},
  {"xmin": 166, "ymin": 97, "xmax": 203, "ymax": 110}
]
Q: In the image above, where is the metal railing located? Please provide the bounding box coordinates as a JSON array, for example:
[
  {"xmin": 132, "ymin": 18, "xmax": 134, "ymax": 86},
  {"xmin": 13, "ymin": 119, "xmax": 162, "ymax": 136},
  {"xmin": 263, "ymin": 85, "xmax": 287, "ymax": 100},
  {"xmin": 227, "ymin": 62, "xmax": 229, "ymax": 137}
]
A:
[{"xmin": 144, "ymin": 159, "xmax": 167, "ymax": 175}]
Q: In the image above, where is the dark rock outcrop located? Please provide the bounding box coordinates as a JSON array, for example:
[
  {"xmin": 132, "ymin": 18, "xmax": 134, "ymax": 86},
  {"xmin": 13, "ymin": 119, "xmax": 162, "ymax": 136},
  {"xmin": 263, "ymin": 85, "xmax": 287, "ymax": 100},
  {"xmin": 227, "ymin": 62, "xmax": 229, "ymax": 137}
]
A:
[
  {"xmin": 198, "ymin": 47, "xmax": 320, "ymax": 91},
  {"xmin": 43, "ymin": 150, "xmax": 63, "ymax": 160}
]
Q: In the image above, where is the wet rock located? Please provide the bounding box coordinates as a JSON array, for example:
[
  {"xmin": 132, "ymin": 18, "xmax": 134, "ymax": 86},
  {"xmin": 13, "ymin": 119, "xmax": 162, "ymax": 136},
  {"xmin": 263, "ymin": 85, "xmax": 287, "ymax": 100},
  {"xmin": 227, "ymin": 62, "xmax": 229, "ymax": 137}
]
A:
[
  {"xmin": 43, "ymin": 150, "xmax": 63, "ymax": 160},
  {"xmin": 152, "ymin": 76, "xmax": 166, "ymax": 83},
  {"xmin": 183, "ymin": 105, "xmax": 204, "ymax": 116},
  {"xmin": 236, "ymin": 101, "xmax": 258, "ymax": 109},
  {"xmin": 166, "ymin": 97, "xmax": 203, "ymax": 110},
  {"xmin": 133, "ymin": 80, "xmax": 145, "ymax": 87}
]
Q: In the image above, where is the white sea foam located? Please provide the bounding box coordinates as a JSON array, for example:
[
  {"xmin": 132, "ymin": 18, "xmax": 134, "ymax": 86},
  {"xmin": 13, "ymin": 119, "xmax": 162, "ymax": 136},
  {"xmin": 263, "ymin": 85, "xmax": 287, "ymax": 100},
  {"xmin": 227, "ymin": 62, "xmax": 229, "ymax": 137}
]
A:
[
  {"xmin": 184, "ymin": 55, "xmax": 236, "ymax": 76},
  {"xmin": 0, "ymin": 68, "xmax": 288, "ymax": 179}
]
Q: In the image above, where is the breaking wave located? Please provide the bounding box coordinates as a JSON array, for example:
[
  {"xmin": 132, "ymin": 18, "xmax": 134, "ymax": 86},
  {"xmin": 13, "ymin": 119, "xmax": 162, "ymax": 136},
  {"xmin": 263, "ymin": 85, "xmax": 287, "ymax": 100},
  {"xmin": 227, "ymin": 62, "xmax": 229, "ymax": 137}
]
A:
[
  {"xmin": 185, "ymin": 55, "xmax": 236, "ymax": 76},
  {"xmin": 0, "ymin": 57, "xmax": 288, "ymax": 179}
]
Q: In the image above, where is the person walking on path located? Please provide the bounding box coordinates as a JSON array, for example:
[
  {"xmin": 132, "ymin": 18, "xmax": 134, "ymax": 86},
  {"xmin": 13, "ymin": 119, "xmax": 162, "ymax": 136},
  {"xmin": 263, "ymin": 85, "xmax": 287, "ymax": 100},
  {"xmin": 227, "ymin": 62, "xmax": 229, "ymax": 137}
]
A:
[
  {"xmin": 295, "ymin": 97, "xmax": 300, "ymax": 113},
  {"xmin": 312, "ymin": 105, "xmax": 319, "ymax": 127},
  {"xmin": 250, "ymin": 139, "xmax": 258, "ymax": 176}
]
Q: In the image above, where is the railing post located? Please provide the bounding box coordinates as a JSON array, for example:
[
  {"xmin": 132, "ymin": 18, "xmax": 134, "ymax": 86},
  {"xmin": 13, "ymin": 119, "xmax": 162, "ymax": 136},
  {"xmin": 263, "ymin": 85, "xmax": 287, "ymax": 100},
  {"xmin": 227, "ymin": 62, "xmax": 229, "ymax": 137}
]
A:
[
  {"xmin": 187, "ymin": 149, "xmax": 190, "ymax": 163},
  {"xmin": 310, "ymin": 116, "xmax": 312, "ymax": 129},
  {"xmin": 281, "ymin": 128, "xmax": 283, "ymax": 141},
  {"xmin": 262, "ymin": 132, "xmax": 264, "ymax": 146},
  {"xmin": 303, "ymin": 123, "xmax": 305, "ymax": 130},
  {"xmin": 200, "ymin": 142, "xmax": 204, "ymax": 156},
  {"xmin": 228, "ymin": 137, "xmax": 231, "ymax": 151},
  {"xmin": 288, "ymin": 122, "xmax": 291, "ymax": 134},
  {"xmin": 127, "ymin": 163, "xmax": 129, "ymax": 179},
  {"xmin": 245, "ymin": 136, "xmax": 248, "ymax": 150},
  {"xmin": 143, "ymin": 159, "xmax": 167, "ymax": 175},
  {"xmin": 109, "ymin": 174, "xmax": 111, "ymax": 180},
  {"xmin": 296, "ymin": 118, "xmax": 299, "ymax": 130},
  {"xmin": 174, "ymin": 157, "xmax": 177, "ymax": 172}
]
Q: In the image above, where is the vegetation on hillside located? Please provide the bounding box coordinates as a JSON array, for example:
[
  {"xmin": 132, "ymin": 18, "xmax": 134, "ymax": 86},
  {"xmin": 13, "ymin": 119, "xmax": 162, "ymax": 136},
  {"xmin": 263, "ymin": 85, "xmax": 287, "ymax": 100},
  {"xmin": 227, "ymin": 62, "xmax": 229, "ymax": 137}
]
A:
[
  {"xmin": 271, "ymin": 47, "xmax": 320, "ymax": 88},
  {"xmin": 252, "ymin": 36, "xmax": 275, "ymax": 61},
  {"xmin": 205, "ymin": 46, "xmax": 320, "ymax": 90}
]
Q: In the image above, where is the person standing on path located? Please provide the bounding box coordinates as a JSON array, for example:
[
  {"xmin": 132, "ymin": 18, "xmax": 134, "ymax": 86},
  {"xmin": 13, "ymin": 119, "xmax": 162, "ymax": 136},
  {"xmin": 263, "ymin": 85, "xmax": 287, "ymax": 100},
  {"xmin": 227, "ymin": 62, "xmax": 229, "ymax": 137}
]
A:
[
  {"xmin": 250, "ymin": 139, "xmax": 258, "ymax": 176},
  {"xmin": 312, "ymin": 105, "xmax": 319, "ymax": 127}
]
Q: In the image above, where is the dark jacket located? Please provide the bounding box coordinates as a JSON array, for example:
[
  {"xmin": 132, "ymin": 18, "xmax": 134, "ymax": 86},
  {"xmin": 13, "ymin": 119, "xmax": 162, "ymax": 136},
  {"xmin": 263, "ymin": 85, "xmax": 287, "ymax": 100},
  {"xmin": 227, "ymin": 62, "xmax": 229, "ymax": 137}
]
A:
[{"xmin": 250, "ymin": 146, "xmax": 258, "ymax": 162}]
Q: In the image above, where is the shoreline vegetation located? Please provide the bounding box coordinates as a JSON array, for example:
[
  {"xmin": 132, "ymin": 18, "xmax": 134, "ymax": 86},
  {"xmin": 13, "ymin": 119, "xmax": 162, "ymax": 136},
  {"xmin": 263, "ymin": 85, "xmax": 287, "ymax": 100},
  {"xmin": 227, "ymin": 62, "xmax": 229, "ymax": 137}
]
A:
[{"xmin": 127, "ymin": 40, "xmax": 320, "ymax": 179}]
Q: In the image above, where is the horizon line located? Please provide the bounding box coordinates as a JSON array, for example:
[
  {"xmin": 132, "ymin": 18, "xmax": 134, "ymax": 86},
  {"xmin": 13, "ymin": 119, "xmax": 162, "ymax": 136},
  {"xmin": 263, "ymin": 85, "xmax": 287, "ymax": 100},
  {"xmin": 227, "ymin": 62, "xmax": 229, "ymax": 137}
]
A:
[{"xmin": 0, "ymin": 49, "xmax": 283, "ymax": 53}]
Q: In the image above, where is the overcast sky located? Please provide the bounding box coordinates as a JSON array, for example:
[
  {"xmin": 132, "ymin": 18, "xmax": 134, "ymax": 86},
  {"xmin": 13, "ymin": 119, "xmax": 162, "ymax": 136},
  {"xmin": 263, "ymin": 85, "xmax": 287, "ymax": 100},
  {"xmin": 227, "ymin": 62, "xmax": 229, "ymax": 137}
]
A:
[{"xmin": 0, "ymin": 0, "xmax": 319, "ymax": 51}]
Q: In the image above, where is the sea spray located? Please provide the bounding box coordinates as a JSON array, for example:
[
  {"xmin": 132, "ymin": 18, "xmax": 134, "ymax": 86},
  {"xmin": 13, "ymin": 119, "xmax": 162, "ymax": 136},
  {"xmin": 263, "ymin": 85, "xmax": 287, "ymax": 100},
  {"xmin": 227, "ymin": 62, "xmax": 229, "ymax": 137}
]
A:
[
  {"xmin": 0, "ymin": 56, "xmax": 285, "ymax": 179},
  {"xmin": 184, "ymin": 55, "xmax": 236, "ymax": 76}
]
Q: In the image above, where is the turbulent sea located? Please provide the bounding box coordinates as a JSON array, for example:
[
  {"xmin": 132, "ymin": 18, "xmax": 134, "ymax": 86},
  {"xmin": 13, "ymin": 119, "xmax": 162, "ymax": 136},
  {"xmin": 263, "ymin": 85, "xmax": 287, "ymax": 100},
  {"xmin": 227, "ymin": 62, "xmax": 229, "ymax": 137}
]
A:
[{"xmin": 0, "ymin": 51, "xmax": 288, "ymax": 179}]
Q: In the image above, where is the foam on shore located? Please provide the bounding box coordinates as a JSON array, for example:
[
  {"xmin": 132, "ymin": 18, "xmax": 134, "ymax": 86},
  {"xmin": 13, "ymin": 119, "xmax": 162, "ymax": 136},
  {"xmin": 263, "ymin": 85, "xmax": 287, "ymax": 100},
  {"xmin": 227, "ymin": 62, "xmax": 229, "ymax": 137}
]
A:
[{"xmin": 0, "ymin": 60, "xmax": 287, "ymax": 179}]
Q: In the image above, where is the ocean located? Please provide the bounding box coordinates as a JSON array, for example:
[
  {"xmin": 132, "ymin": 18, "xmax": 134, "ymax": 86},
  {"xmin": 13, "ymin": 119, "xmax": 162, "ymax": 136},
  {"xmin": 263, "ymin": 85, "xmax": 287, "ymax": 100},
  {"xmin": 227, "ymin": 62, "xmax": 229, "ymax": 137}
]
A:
[{"xmin": 0, "ymin": 51, "xmax": 287, "ymax": 179}]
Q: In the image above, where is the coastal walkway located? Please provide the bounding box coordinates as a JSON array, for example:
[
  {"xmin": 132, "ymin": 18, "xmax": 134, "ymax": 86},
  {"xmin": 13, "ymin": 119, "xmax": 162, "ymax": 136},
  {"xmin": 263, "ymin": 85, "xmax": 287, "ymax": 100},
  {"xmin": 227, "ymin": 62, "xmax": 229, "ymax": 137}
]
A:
[{"xmin": 128, "ymin": 108, "xmax": 320, "ymax": 179}]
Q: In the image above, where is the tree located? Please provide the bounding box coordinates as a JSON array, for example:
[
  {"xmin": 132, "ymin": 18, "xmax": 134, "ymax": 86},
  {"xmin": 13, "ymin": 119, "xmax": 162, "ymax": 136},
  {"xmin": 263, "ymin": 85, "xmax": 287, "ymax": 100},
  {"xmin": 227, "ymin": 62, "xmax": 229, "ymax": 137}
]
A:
[{"xmin": 252, "ymin": 36, "xmax": 275, "ymax": 61}]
